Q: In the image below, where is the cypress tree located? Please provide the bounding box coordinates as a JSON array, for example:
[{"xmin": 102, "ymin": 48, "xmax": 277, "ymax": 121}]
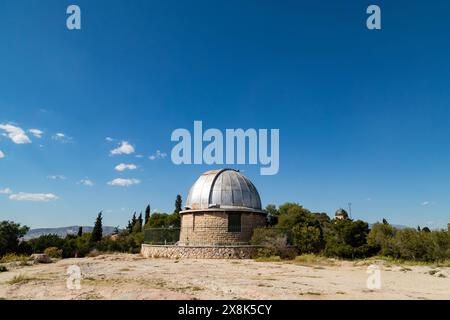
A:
[
  {"xmin": 91, "ymin": 211, "xmax": 103, "ymax": 242},
  {"xmin": 174, "ymin": 195, "xmax": 182, "ymax": 214},
  {"xmin": 77, "ymin": 226, "xmax": 83, "ymax": 237},
  {"xmin": 144, "ymin": 205, "xmax": 151, "ymax": 226},
  {"xmin": 138, "ymin": 212, "xmax": 143, "ymax": 228}
]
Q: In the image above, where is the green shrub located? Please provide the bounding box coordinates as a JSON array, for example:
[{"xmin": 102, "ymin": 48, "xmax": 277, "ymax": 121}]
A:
[
  {"xmin": 44, "ymin": 247, "xmax": 63, "ymax": 259},
  {"xmin": 251, "ymin": 228, "xmax": 297, "ymax": 259},
  {"xmin": 0, "ymin": 265, "xmax": 8, "ymax": 272}
]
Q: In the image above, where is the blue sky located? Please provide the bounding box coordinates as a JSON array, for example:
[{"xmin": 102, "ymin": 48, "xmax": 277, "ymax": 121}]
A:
[{"xmin": 1, "ymin": 0, "xmax": 450, "ymax": 229}]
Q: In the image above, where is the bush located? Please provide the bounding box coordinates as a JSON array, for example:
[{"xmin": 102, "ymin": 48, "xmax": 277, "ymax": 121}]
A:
[
  {"xmin": 251, "ymin": 228, "xmax": 296, "ymax": 259},
  {"xmin": 0, "ymin": 253, "xmax": 29, "ymax": 264},
  {"xmin": 0, "ymin": 221, "xmax": 29, "ymax": 256},
  {"xmin": 28, "ymin": 234, "xmax": 64, "ymax": 253},
  {"xmin": 44, "ymin": 247, "xmax": 63, "ymax": 259},
  {"xmin": 0, "ymin": 265, "xmax": 8, "ymax": 272}
]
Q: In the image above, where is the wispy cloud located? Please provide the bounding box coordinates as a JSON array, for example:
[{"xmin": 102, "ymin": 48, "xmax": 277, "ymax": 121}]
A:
[
  {"xmin": 115, "ymin": 163, "xmax": 138, "ymax": 172},
  {"xmin": 107, "ymin": 178, "xmax": 140, "ymax": 187},
  {"xmin": 0, "ymin": 150, "xmax": 4, "ymax": 159},
  {"xmin": 421, "ymin": 201, "xmax": 436, "ymax": 207},
  {"xmin": 0, "ymin": 188, "xmax": 12, "ymax": 194},
  {"xmin": 28, "ymin": 128, "xmax": 43, "ymax": 138},
  {"xmin": 52, "ymin": 132, "xmax": 73, "ymax": 143},
  {"xmin": 105, "ymin": 137, "xmax": 115, "ymax": 142},
  {"xmin": 149, "ymin": 150, "xmax": 167, "ymax": 160},
  {"xmin": 9, "ymin": 192, "xmax": 58, "ymax": 202},
  {"xmin": 47, "ymin": 175, "xmax": 66, "ymax": 180},
  {"xmin": 0, "ymin": 123, "xmax": 31, "ymax": 144},
  {"xmin": 110, "ymin": 141, "xmax": 135, "ymax": 155},
  {"xmin": 78, "ymin": 179, "xmax": 94, "ymax": 186}
]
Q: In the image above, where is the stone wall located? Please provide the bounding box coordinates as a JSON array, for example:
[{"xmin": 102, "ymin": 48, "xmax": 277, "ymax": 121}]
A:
[
  {"xmin": 141, "ymin": 244, "xmax": 259, "ymax": 259},
  {"xmin": 179, "ymin": 211, "xmax": 266, "ymax": 245}
]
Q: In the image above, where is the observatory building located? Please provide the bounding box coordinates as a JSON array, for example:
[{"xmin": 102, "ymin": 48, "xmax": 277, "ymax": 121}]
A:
[
  {"xmin": 141, "ymin": 169, "xmax": 267, "ymax": 259},
  {"xmin": 180, "ymin": 169, "xmax": 267, "ymax": 245}
]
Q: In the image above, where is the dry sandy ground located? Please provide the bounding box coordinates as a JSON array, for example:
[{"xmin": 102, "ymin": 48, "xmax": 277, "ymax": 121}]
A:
[{"xmin": 0, "ymin": 254, "xmax": 448, "ymax": 300}]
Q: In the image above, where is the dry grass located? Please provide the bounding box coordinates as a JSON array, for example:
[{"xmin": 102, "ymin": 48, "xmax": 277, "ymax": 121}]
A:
[
  {"xmin": 254, "ymin": 256, "xmax": 282, "ymax": 262},
  {"xmin": 292, "ymin": 254, "xmax": 337, "ymax": 266},
  {"xmin": 7, "ymin": 274, "xmax": 41, "ymax": 285},
  {"xmin": 0, "ymin": 254, "xmax": 29, "ymax": 265}
]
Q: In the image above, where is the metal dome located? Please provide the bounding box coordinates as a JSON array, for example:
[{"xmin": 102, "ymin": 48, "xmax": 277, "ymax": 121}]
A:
[{"xmin": 184, "ymin": 169, "xmax": 262, "ymax": 211}]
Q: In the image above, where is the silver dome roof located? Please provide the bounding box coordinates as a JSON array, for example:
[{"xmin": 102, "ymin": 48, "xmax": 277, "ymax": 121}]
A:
[{"xmin": 184, "ymin": 169, "xmax": 262, "ymax": 211}]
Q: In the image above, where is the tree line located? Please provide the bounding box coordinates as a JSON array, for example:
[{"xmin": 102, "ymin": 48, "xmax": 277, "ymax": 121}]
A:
[
  {"xmin": 251, "ymin": 203, "xmax": 450, "ymax": 262},
  {"xmin": 1, "ymin": 198, "xmax": 449, "ymax": 262},
  {"xmin": 0, "ymin": 195, "xmax": 183, "ymax": 259}
]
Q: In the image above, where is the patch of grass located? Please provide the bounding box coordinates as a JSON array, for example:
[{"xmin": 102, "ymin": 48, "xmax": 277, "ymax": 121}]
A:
[
  {"xmin": 438, "ymin": 274, "xmax": 447, "ymax": 278},
  {"xmin": 299, "ymin": 291, "xmax": 322, "ymax": 296},
  {"xmin": 81, "ymin": 293, "xmax": 103, "ymax": 300},
  {"xmin": 0, "ymin": 254, "xmax": 29, "ymax": 264},
  {"xmin": 257, "ymin": 283, "xmax": 273, "ymax": 287},
  {"xmin": 7, "ymin": 274, "xmax": 41, "ymax": 285},
  {"xmin": 293, "ymin": 254, "xmax": 336, "ymax": 266},
  {"xmin": 428, "ymin": 269, "xmax": 439, "ymax": 276},
  {"xmin": 400, "ymin": 267, "xmax": 412, "ymax": 272},
  {"xmin": 362, "ymin": 256, "xmax": 450, "ymax": 267},
  {"xmin": 118, "ymin": 268, "xmax": 131, "ymax": 272},
  {"xmin": 254, "ymin": 256, "xmax": 282, "ymax": 262}
]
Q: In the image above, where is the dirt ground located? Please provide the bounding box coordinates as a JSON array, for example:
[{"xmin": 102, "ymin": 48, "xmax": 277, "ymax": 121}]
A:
[{"xmin": 0, "ymin": 254, "xmax": 448, "ymax": 300}]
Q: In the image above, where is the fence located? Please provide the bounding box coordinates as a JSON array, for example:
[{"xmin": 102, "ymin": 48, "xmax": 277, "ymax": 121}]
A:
[{"xmin": 143, "ymin": 226, "xmax": 293, "ymax": 246}]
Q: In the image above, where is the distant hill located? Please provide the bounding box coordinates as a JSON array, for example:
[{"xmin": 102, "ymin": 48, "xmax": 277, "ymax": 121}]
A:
[{"xmin": 24, "ymin": 226, "xmax": 117, "ymax": 240}]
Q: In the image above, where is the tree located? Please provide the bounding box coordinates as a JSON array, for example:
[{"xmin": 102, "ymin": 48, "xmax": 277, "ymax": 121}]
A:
[
  {"xmin": 131, "ymin": 212, "xmax": 137, "ymax": 228},
  {"xmin": 174, "ymin": 195, "xmax": 182, "ymax": 214},
  {"xmin": 132, "ymin": 219, "xmax": 142, "ymax": 233},
  {"xmin": 132, "ymin": 213, "xmax": 143, "ymax": 233},
  {"xmin": 382, "ymin": 218, "xmax": 388, "ymax": 225},
  {"xmin": 265, "ymin": 204, "xmax": 279, "ymax": 226},
  {"xmin": 91, "ymin": 211, "xmax": 103, "ymax": 242},
  {"xmin": 0, "ymin": 221, "xmax": 29, "ymax": 256},
  {"xmin": 138, "ymin": 212, "xmax": 143, "ymax": 228},
  {"xmin": 367, "ymin": 222, "xmax": 396, "ymax": 256},
  {"xmin": 126, "ymin": 220, "xmax": 133, "ymax": 233},
  {"xmin": 144, "ymin": 205, "xmax": 151, "ymax": 226},
  {"xmin": 77, "ymin": 227, "xmax": 83, "ymax": 237},
  {"xmin": 422, "ymin": 227, "xmax": 431, "ymax": 233}
]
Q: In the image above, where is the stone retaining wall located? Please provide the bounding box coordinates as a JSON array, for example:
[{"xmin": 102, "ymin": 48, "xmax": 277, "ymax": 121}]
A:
[{"xmin": 141, "ymin": 244, "xmax": 259, "ymax": 259}]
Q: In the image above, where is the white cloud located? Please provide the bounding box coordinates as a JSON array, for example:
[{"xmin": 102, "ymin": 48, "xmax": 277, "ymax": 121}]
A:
[
  {"xmin": 52, "ymin": 132, "xmax": 73, "ymax": 143},
  {"xmin": 9, "ymin": 192, "xmax": 58, "ymax": 202},
  {"xmin": 135, "ymin": 154, "xmax": 144, "ymax": 158},
  {"xmin": 47, "ymin": 175, "xmax": 66, "ymax": 180},
  {"xmin": 149, "ymin": 150, "xmax": 167, "ymax": 160},
  {"xmin": 421, "ymin": 201, "xmax": 436, "ymax": 207},
  {"xmin": 0, "ymin": 188, "xmax": 12, "ymax": 194},
  {"xmin": 107, "ymin": 178, "xmax": 140, "ymax": 187},
  {"xmin": 115, "ymin": 163, "xmax": 138, "ymax": 172},
  {"xmin": 79, "ymin": 179, "xmax": 94, "ymax": 186},
  {"xmin": 0, "ymin": 150, "xmax": 4, "ymax": 159},
  {"xmin": 105, "ymin": 137, "xmax": 114, "ymax": 142},
  {"xmin": 29, "ymin": 129, "xmax": 43, "ymax": 138},
  {"xmin": 0, "ymin": 123, "xmax": 32, "ymax": 144},
  {"xmin": 110, "ymin": 141, "xmax": 135, "ymax": 155}
]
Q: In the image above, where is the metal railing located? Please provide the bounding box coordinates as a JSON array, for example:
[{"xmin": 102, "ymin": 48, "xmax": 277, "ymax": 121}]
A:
[{"xmin": 143, "ymin": 226, "xmax": 292, "ymax": 246}]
